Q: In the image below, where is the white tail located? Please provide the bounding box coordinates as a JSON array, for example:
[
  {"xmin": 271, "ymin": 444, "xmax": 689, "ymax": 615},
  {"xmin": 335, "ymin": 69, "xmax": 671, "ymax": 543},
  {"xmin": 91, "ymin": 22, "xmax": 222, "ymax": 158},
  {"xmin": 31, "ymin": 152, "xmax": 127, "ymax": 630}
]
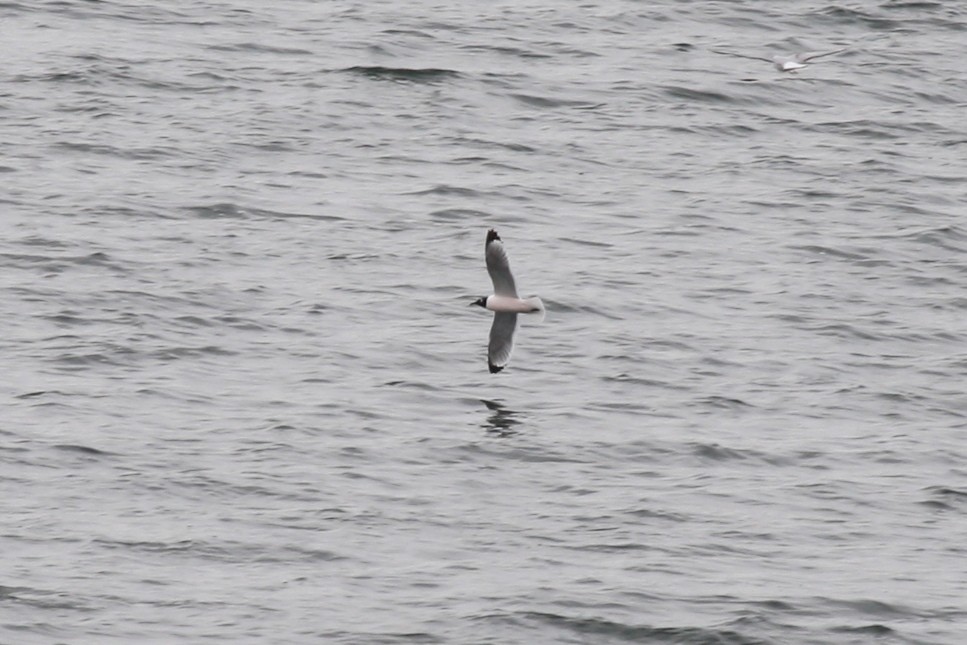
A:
[{"xmin": 526, "ymin": 296, "xmax": 545, "ymax": 322}]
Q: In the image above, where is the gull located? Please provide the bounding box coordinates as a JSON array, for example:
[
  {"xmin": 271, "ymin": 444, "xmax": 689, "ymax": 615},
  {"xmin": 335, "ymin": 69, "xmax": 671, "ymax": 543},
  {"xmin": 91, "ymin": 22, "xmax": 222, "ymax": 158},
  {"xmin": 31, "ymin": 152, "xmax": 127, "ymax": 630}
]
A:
[
  {"xmin": 771, "ymin": 48, "xmax": 846, "ymax": 71},
  {"xmin": 713, "ymin": 47, "xmax": 846, "ymax": 72},
  {"xmin": 470, "ymin": 229, "xmax": 544, "ymax": 373}
]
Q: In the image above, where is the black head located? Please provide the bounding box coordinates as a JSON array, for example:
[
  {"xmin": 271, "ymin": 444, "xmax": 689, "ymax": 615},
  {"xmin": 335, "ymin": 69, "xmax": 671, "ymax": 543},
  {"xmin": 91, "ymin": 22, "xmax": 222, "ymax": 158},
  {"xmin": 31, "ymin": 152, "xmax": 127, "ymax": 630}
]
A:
[{"xmin": 470, "ymin": 297, "xmax": 487, "ymax": 308}]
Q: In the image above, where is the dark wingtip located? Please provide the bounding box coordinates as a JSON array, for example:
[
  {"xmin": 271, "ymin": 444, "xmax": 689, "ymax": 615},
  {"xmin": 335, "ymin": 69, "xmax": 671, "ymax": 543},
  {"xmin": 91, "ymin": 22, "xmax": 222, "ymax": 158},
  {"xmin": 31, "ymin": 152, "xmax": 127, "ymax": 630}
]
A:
[
  {"xmin": 488, "ymin": 362, "xmax": 504, "ymax": 374},
  {"xmin": 486, "ymin": 229, "xmax": 500, "ymax": 244}
]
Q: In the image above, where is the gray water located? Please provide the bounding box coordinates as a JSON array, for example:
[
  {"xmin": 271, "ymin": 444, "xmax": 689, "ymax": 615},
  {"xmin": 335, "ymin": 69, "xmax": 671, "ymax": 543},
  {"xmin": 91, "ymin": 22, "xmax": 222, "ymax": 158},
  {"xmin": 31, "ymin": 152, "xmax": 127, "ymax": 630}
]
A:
[{"xmin": 3, "ymin": 1, "xmax": 967, "ymax": 643}]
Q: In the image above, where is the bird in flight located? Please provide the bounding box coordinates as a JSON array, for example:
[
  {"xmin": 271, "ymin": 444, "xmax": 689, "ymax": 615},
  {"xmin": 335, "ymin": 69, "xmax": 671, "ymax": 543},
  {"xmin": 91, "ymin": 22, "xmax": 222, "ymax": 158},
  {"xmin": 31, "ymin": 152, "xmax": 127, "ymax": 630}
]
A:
[
  {"xmin": 470, "ymin": 229, "xmax": 544, "ymax": 373},
  {"xmin": 713, "ymin": 47, "xmax": 846, "ymax": 72}
]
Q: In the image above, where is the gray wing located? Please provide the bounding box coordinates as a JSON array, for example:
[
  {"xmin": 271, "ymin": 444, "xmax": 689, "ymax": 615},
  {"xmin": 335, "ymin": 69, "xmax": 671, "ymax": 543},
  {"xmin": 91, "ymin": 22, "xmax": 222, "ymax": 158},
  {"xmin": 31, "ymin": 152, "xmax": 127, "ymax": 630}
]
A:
[
  {"xmin": 711, "ymin": 49, "xmax": 773, "ymax": 64},
  {"xmin": 488, "ymin": 312, "xmax": 517, "ymax": 373},
  {"xmin": 485, "ymin": 229, "xmax": 518, "ymax": 298},
  {"xmin": 797, "ymin": 48, "xmax": 845, "ymax": 63}
]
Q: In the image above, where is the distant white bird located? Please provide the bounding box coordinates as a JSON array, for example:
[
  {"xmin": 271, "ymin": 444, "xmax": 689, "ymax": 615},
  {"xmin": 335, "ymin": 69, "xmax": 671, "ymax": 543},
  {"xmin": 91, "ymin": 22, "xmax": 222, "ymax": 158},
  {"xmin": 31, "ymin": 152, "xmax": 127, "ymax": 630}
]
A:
[
  {"xmin": 772, "ymin": 49, "xmax": 846, "ymax": 71},
  {"xmin": 713, "ymin": 47, "xmax": 846, "ymax": 72},
  {"xmin": 470, "ymin": 229, "xmax": 544, "ymax": 373}
]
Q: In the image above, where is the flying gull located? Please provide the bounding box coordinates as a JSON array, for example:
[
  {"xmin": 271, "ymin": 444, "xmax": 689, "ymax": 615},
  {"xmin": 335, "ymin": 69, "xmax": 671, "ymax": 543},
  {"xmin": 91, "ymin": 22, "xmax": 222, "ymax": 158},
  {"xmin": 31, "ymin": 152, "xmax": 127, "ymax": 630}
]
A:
[
  {"xmin": 470, "ymin": 229, "xmax": 544, "ymax": 373},
  {"xmin": 713, "ymin": 47, "xmax": 846, "ymax": 72}
]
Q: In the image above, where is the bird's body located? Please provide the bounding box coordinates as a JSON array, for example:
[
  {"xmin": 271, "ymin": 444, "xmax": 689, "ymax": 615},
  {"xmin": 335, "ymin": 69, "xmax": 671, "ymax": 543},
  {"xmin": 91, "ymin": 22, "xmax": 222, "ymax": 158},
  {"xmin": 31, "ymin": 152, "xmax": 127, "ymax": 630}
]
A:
[
  {"xmin": 772, "ymin": 57, "xmax": 808, "ymax": 72},
  {"xmin": 772, "ymin": 49, "xmax": 844, "ymax": 72},
  {"xmin": 471, "ymin": 229, "xmax": 543, "ymax": 373},
  {"xmin": 482, "ymin": 295, "xmax": 544, "ymax": 314}
]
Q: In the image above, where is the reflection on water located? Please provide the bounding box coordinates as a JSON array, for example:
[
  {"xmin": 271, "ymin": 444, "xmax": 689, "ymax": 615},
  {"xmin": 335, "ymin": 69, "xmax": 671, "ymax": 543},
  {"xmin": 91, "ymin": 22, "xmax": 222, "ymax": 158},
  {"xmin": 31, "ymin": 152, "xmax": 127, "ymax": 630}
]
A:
[{"xmin": 480, "ymin": 399, "xmax": 521, "ymax": 436}]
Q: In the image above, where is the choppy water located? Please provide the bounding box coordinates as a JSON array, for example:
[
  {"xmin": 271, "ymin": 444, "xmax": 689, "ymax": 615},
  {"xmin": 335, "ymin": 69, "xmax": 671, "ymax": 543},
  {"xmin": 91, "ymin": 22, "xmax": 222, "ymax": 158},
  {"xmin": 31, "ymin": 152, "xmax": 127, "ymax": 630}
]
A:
[{"xmin": 3, "ymin": 1, "xmax": 967, "ymax": 643}]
